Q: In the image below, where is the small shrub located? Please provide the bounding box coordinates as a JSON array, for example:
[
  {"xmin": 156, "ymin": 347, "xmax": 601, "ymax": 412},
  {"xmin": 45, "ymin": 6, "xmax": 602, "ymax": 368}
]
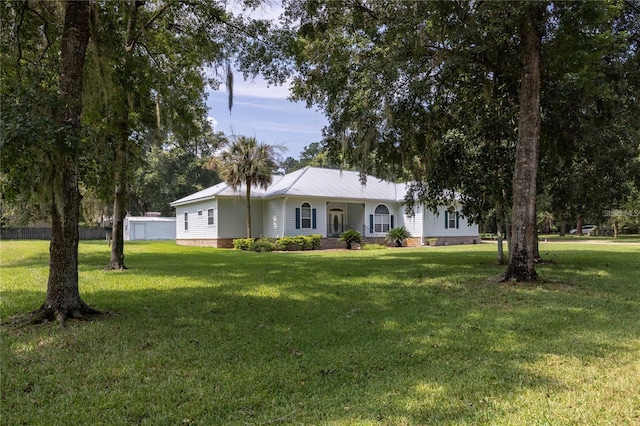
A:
[
  {"xmin": 233, "ymin": 238, "xmax": 255, "ymax": 251},
  {"xmin": 386, "ymin": 226, "xmax": 411, "ymax": 247},
  {"xmin": 339, "ymin": 229, "xmax": 362, "ymax": 249},
  {"xmin": 253, "ymin": 237, "xmax": 276, "ymax": 252},
  {"xmin": 275, "ymin": 236, "xmax": 301, "ymax": 251},
  {"xmin": 301, "ymin": 234, "xmax": 322, "ymax": 250}
]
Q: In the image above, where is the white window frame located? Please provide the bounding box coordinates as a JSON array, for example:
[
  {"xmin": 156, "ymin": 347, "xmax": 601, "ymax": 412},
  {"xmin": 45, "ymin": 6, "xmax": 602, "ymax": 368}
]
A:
[
  {"xmin": 446, "ymin": 209, "xmax": 459, "ymax": 230},
  {"xmin": 207, "ymin": 208, "xmax": 214, "ymax": 226},
  {"xmin": 184, "ymin": 212, "xmax": 189, "ymax": 231},
  {"xmin": 448, "ymin": 212, "xmax": 457, "ymax": 229},
  {"xmin": 374, "ymin": 204, "xmax": 390, "ymax": 233},
  {"xmin": 301, "ymin": 202, "xmax": 312, "ymax": 229}
]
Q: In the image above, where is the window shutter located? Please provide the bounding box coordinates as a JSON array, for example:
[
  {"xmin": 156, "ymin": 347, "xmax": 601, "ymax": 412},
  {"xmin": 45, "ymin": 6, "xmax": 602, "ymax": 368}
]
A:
[
  {"xmin": 295, "ymin": 208, "xmax": 301, "ymax": 229},
  {"xmin": 444, "ymin": 211, "xmax": 449, "ymax": 229},
  {"xmin": 391, "ymin": 215, "xmax": 395, "ymax": 229},
  {"xmin": 370, "ymin": 214, "xmax": 374, "ymax": 233},
  {"xmin": 456, "ymin": 212, "xmax": 460, "ymax": 229},
  {"xmin": 312, "ymin": 208, "xmax": 317, "ymax": 229}
]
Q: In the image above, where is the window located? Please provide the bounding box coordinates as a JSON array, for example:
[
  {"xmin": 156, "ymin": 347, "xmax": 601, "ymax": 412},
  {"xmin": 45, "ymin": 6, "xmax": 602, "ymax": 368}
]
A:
[
  {"xmin": 295, "ymin": 203, "xmax": 317, "ymax": 229},
  {"xmin": 301, "ymin": 202, "xmax": 312, "ymax": 229},
  {"xmin": 208, "ymin": 208, "xmax": 214, "ymax": 226},
  {"xmin": 445, "ymin": 209, "xmax": 459, "ymax": 229},
  {"xmin": 448, "ymin": 212, "xmax": 457, "ymax": 229},
  {"xmin": 184, "ymin": 212, "xmax": 189, "ymax": 230},
  {"xmin": 374, "ymin": 204, "xmax": 390, "ymax": 233},
  {"xmin": 198, "ymin": 210, "xmax": 203, "ymax": 216}
]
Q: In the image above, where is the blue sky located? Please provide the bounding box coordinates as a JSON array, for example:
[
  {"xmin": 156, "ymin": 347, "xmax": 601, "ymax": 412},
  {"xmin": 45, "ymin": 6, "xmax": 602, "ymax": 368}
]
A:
[
  {"xmin": 206, "ymin": 78, "xmax": 327, "ymax": 159},
  {"xmin": 206, "ymin": 2, "xmax": 328, "ymax": 159}
]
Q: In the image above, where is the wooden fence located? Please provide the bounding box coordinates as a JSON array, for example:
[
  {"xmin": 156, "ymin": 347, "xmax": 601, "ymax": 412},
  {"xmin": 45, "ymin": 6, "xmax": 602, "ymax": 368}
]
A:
[{"xmin": 1, "ymin": 227, "xmax": 110, "ymax": 241}]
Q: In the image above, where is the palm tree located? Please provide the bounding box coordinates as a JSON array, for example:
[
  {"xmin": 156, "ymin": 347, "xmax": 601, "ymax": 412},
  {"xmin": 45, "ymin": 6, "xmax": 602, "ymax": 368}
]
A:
[{"xmin": 219, "ymin": 136, "xmax": 281, "ymax": 238}]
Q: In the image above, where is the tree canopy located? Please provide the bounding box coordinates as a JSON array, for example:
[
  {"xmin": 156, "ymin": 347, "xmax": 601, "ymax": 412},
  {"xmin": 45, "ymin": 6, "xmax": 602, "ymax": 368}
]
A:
[
  {"xmin": 218, "ymin": 136, "xmax": 282, "ymax": 238},
  {"xmin": 272, "ymin": 0, "xmax": 640, "ymax": 280}
]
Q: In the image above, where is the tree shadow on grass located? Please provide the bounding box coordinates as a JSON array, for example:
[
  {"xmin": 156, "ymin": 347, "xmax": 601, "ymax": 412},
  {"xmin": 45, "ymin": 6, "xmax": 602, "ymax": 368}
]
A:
[
  {"xmin": 3, "ymin": 246, "xmax": 639, "ymax": 423},
  {"xmin": 2, "ymin": 243, "xmax": 639, "ymax": 423}
]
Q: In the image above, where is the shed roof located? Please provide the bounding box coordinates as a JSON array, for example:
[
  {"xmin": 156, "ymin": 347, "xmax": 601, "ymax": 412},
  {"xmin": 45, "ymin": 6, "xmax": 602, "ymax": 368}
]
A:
[{"xmin": 124, "ymin": 216, "xmax": 176, "ymax": 222}]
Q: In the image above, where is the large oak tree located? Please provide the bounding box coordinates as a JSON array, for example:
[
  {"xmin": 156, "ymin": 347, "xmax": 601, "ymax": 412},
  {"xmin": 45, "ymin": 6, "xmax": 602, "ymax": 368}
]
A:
[
  {"xmin": 274, "ymin": 0, "xmax": 639, "ymax": 281},
  {"xmin": 1, "ymin": 0, "xmax": 100, "ymax": 323}
]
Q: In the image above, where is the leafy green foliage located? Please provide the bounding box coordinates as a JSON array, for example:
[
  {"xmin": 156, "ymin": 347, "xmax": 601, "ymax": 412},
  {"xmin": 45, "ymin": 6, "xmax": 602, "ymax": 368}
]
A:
[
  {"xmin": 0, "ymin": 1, "xmax": 63, "ymax": 217},
  {"xmin": 235, "ymin": 234, "xmax": 321, "ymax": 252},
  {"xmin": 539, "ymin": 1, "xmax": 640, "ymax": 226},
  {"xmin": 277, "ymin": 0, "xmax": 640, "ymax": 278},
  {"xmin": 339, "ymin": 229, "xmax": 362, "ymax": 249},
  {"xmin": 219, "ymin": 136, "xmax": 283, "ymax": 238},
  {"xmin": 252, "ymin": 237, "xmax": 276, "ymax": 252},
  {"xmin": 232, "ymin": 238, "xmax": 255, "ymax": 251},
  {"xmin": 386, "ymin": 226, "xmax": 411, "ymax": 247},
  {"xmin": 131, "ymin": 142, "xmax": 224, "ymax": 216},
  {"xmin": 281, "ymin": 142, "xmax": 343, "ymax": 173}
]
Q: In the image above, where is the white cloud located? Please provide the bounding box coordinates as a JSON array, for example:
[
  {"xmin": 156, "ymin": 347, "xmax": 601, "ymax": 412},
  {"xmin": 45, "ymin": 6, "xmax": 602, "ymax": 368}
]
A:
[{"xmin": 225, "ymin": 76, "xmax": 292, "ymax": 100}]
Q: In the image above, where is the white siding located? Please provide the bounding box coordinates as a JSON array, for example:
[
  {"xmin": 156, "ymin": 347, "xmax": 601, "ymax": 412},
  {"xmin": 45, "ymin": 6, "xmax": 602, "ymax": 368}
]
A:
[
  {"xmin": 424, "ymin": 206, "xmax": 479, "ymax": 237},
  {"xmin": 263, "ymin": 198, "xmax": 286, "ymax": 238},
  {"xmin": 400, "ymin": 204, "xmax": 424, "ymax": 241},
  {"xmin": 283, "ymin": 197, "xmax": 326, "ymax": 236},
  {"xmin": 175, "ymin": 200, "xmax": 218, "ymax": 240},
  {"xmin": 217, "ymin": 198, "xmax": 263, "ymax": 238},
  {"xmin": 125, "ymin": 219, "xmax": 175, "ymax": 240}
]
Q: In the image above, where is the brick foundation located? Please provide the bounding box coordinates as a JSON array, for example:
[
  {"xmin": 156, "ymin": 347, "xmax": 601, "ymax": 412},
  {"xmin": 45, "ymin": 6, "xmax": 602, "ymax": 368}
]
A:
[
  {"xmin": 176, "ymin": 235, "xmax": 480, "ymax": 249},
  {"xmin": 175, "ymin": 238, "xmax": 235, "ymax": 248},
  {"xmin": 426, "ymin": 236, "xmax": 481, "ymax": 246}
]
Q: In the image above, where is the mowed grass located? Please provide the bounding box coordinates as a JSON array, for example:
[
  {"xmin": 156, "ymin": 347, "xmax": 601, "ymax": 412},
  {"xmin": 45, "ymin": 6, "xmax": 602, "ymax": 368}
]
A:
[{"xmin": 1, "ymin": 241, "xmax": 639, "ymax": 425}]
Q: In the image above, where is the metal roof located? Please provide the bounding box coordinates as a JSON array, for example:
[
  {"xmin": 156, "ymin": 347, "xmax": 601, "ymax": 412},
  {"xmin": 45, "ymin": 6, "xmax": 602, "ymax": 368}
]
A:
[{"xmin": 171, "ymin": 167, "xmax": 407, "ymax": 206}]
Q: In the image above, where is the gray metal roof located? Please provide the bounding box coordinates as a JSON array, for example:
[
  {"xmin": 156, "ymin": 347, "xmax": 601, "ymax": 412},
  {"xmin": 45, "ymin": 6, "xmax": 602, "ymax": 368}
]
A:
[
  {"xmin": 263, "ymin": 167, "xmax": 404, "ymax": 200},
  {"xmin": 171, "ymin": 167, "xmax": 407, "ymax": 206}
]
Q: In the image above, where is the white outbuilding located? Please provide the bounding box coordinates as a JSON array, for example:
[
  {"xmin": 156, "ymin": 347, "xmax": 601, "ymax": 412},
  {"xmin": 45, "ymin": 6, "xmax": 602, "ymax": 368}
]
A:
[{"xmin": 123, "ymin": 216, "xmax": 176, "ymax": 241}]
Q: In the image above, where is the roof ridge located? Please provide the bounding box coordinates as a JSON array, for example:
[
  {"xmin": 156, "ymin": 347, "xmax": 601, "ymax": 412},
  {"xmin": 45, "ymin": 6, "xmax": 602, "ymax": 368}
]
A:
[{"xmin": 278, "ymin": 166, "xmax": 311, "ymax": 193}]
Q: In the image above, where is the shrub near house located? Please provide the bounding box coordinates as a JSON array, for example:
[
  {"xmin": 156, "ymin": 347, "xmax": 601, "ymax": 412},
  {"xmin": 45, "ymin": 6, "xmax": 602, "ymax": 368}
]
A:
[{"xmin": 233, "ymin": 234, "xmax": 322, "ymax": 252}]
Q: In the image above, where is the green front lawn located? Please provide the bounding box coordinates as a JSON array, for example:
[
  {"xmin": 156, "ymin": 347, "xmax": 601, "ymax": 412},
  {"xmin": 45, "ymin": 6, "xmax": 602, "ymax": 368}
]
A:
[{"xmin": 1, "ymin": 241, "xmax": 639, "ymax": 425}]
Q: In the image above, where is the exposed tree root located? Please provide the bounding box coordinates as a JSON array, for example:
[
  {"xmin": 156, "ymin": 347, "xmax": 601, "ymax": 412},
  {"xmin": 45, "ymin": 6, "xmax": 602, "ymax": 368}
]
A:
[
  {"xmin": 104, "ymin": 263, "xmax": 128, "ymax": 271},
  {"xmin": 29, "ymin": 304, "xmax": 107, "ymax": 327},
  {"xmin": 499, "ymin": 267, "xmax": 538, "ymax": 283}
]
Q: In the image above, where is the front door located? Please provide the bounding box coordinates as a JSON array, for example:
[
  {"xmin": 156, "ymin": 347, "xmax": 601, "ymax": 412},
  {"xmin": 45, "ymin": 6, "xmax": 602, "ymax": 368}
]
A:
[{"xmin": 328, "ymin": 209, "xmax": 344, "ymax": 237}]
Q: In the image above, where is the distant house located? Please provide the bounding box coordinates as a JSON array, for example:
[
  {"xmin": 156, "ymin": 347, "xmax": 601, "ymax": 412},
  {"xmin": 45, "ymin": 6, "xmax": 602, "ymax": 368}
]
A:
[
  {"xmin": 170, "ymin": 167, "xmax": 479, "ymax": 248},
  {"xmin": 124, "ymin": 216, "xmax": 176, "ymax": 241}
]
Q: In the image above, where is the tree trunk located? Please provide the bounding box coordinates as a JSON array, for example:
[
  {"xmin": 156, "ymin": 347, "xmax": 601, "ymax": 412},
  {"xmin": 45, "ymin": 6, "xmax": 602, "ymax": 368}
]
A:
[
  {"xmin": 36, "ymin": 1, "xmax": 100, "ymax": 324},
  {"xmin": 576, "ymin": 214, "xmax": 584, "ymax": 236},
  {"xmin": 496, "ymin": 198, "xmax": 505, "ymax": 265},
  {"xmin": 246, "ymin": 184, "xmax": 252, "ymax": 238},
  {"xmin": 502, "ymin": 6, "xmax": 543, "ymax": 282},
  {"xmin": 559, "ymin": 220, "xmax": 567, "ymax": 236},
  {"xmin": 105, "ymin": 1, "xmax": 142, "ymax": 270},
  {"xmin": 533, "ymin": 229, "xmax": 541, "ymax": 261},
  {"xmin": 106, "ymin": 118, "xmax": 129, "ymax": 270}
]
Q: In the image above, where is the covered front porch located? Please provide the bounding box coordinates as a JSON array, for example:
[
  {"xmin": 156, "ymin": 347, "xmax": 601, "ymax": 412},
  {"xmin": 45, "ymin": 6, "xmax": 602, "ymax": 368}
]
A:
[{"xmin": 324, "ymin": 201, "xmax": 365, "ymax": 237}]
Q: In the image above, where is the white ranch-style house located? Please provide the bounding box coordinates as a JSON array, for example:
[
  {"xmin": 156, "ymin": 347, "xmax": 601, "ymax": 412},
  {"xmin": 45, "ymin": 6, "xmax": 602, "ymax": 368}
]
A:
[{"xmin": 170, "ymin": 167, "xmax": 479, "ymax": 248}]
